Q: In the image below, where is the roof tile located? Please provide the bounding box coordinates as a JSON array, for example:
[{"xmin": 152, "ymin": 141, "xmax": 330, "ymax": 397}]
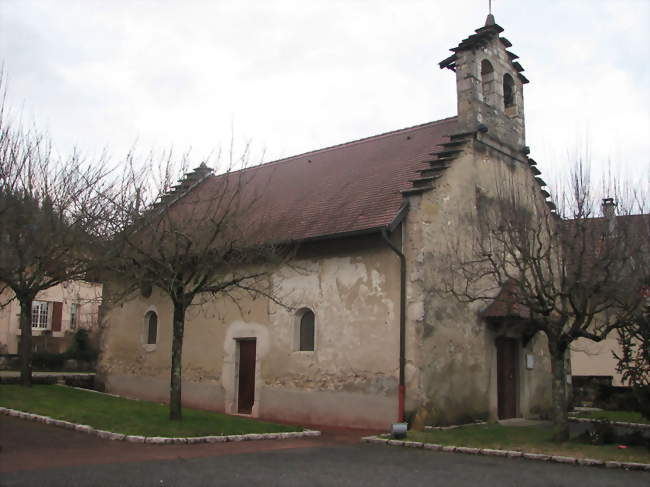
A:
[{"xmin": 197, "ymin": 117, "xmax": 458, "ymax": 243}]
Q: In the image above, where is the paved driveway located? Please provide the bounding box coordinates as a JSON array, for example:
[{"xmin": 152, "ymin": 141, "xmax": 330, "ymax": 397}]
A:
[{"xmin": 1, "ymin": 416, "xmax": 647, "ymax": 487}]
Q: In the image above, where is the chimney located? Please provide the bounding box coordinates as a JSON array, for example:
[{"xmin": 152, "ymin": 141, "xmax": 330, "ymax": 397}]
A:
[
  {"xmin": 602, "ymin": 198, "xmax": 616, "ymax": 218},
  {"xmin": 602, "ymin": 198, "xmax": 617, "ymax": 233}
]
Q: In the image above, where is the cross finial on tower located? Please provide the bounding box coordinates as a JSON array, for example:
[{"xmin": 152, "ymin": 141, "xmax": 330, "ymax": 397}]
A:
[{"xmin": 485, "ymin": 0, "xmax": 495, "ymax": 26}]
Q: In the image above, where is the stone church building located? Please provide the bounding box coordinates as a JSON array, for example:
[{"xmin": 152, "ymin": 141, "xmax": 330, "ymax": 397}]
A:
[{"xmin": 98, "ymin": 16, "xmax": 553, "ymax": 429}]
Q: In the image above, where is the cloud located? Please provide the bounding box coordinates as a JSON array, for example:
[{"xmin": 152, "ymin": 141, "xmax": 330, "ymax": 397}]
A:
[{"xmin": 0, "ymin": 0, "xmax": 648, "ymax": 180}]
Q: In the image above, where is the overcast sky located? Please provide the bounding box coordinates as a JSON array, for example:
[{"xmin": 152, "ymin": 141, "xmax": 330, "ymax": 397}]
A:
[{"xmin": 1, "ymin": 0, "xmax": 648, "ymax": 183}]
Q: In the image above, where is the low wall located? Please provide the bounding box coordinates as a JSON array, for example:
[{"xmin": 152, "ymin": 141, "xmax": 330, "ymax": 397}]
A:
[
  {"xmin": 0, "ymin": 355, "xmax": 20, "ymax": 370},
  {"xmin": 0, "ymin": 373, "xmax": 95, "ymax": 388}
]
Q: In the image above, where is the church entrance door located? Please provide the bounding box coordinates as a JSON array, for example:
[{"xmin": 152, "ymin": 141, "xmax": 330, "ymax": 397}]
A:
[{"xmin": 496, "ymin": 337, "xmax": 518, "ymax": 419}]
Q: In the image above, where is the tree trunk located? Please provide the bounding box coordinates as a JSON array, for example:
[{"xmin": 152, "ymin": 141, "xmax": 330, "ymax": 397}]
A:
[
  {"xmin": 169, "ymin": 299, "xmax": 187, "ymax": 421},
  {"xmin": 549, "ymin": 341, "xmax": 569, "ymax": 441},
  {"xmin": 18, "ymin": 295, "xmax": 35, "ymax": 387}
]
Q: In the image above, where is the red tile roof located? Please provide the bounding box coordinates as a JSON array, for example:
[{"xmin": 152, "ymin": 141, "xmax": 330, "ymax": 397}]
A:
[
  {"xmin": 481, "ymin": 280, "xmax": 531, "ymax": 320},
  {"xmin": 481, "ymin": 214, "xmax": 650, "ymax": 320},
  {"xmin": 193, "ymin": 117, "xmax": 458, "ymax": 243}
]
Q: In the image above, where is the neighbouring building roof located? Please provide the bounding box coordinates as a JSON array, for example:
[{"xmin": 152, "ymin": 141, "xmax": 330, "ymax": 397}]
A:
[
  {"xmin": 185, "ymin": 117, "xmax": 459, "ymax": 243},
  {"xmin": 563, "ymin": 214, "xmax": 650, "ymax": 233},
  {"xmin": 561, "ymin": 213, "xmax": 650, "ymax": 267},
  {"xmin": 482, "ymin": 213, "xmax": 650, "ymax": 321}
]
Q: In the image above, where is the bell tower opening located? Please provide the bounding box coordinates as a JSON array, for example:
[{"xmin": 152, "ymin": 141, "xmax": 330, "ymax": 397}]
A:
[
  {"xmin": 481, "ymin": 60, "xmax": 495, "ymax": 105},
  {"xmin": 503, "ymin": 73, "xmax": 516, "ymax": 110},
  {"xmin": 439, "ymin": 14, "xmax": 529, "ymax": 150}
]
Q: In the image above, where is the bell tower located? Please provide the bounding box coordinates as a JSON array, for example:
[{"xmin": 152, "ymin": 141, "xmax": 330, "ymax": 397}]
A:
[{"xmin": 439, "ymin": 15, "xmax": 528, "ymax": 150}]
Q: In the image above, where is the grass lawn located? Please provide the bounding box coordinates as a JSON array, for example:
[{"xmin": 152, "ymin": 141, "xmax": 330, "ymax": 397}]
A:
[
  {"xmin": 407, "ymin": 424, "xmax": 650, "ymax": 464},
  {"xmin": 0, "ymin": 385, "xmax": 301, "ymax": 437},
  {"xmin": 574, "ymin": 410, "xmax": 650, "ymax": 425}
]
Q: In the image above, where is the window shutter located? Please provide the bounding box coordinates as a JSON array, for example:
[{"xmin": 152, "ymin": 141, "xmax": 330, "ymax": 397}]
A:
[{"xmin": 51, "ymin": 302, "xmax": 63, "ymax": 332}]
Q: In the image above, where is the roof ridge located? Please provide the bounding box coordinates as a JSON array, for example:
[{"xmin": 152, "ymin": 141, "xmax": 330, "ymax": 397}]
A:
[
  {"xmin": 564, "ymin": 213, "xmax": 649, "ymax": 223},
  {"xmin": 233, "ymin": 116, "xmax": 458, "ymax": 174}
]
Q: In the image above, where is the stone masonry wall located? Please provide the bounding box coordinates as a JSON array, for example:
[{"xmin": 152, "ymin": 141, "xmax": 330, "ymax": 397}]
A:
[{"xmin": 402, "ymin": 137, "xmax": 553, "ymax": 426}]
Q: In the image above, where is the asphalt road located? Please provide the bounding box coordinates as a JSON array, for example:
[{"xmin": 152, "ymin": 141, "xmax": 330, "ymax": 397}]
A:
[{"xmin": 1, "ymin": 416, "xmax": 647, "ymax": 487}]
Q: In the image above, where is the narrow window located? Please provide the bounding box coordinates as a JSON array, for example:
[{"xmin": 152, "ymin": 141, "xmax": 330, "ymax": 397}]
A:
[
  {"xmin": 299, "ymin": 309, "xmax": 315, "ymax": 351},
  {"xmin": 503, "ymin": 73, "xmax": 515, "ymax": 109},
  {"xmin": 31, "ymin": 301, "xmax": 50, "ymax": 329},
  {"xmin": 481, "ymin": 60, "xmax": 495, "ymax": 103},
  {"xmin": 146, "ymin": 311, "xmax": 158, "ymax": 345},
  {"xmin": 70, "ymin": 303, "xmax": 79, "ymax": 330}
]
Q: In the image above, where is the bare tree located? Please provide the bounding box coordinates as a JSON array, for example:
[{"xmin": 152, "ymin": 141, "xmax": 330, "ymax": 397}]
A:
[
  {"xmin": 0, "ymin": 74, "xmax": 114, "ymax": 385},
  {"xmin": 437, "ymin": 162, "xmax": 648, "ymax": 440},
  {"xmin": 104, "ymin": 150, "xmax": 288, "ymax": 421}
]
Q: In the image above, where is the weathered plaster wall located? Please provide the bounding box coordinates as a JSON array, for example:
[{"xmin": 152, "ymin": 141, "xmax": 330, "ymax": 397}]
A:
[
  {"xmin": 571, "ymin": 334, "xmax": 625, "ymax": 386},
  {"xmin": 402, "ymin": 138, "xmax": 553, "ymax": 425},
  {"xmin": 99, "ymin": 239, "xmax": 401, "ymax": 429}
]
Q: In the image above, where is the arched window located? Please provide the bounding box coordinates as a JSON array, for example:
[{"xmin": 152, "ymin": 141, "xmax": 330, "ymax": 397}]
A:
[
  {"xmin": 503, "ymin": 73, "xmax": 515, "ymax": 109},
  {"xmin": 298, "ymin": 309, "xmax": 315, "ymax": 351},
  {"xmin": 480, "ymin": 60, "xmax": 495, "ymax": 104},
  {"xmin": 145, "ymin": 311, "xmax": 158, "ymax": 345}
]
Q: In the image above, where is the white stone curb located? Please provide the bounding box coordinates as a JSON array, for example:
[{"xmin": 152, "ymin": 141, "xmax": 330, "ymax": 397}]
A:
[
  {"xmin": 361, "ymin": 435, "xmax": 650, "ymax": 472},
  {"xmin": 58, "ymin": 384, "xmax": 126, "ymax": 400},
  {"xmin": 425, "ymin": 421, "xmax": 487, "ymax": 431},
  {"xmin": 0, "ymin": 406, "xmax": 320, "ymax": 444},
  {"xmin": 569, "ymin": 417, "xmax": 650, "ymax": 431}
]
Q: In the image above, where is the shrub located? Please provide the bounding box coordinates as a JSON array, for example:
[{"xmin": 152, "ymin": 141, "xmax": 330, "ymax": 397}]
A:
[
  {"xmin": 66, "ymin": 329, "xmax": 98, "ymax": 363},
  {"xmin": 632, "ymin": 386, "xmax": 650, "ymax": 422},
  {"xmin": 32, "ymin": 352, "xmax": 67, "ymax": 370},
  {"xmin": 581, "ymin": 419, "xmax": 650, "ymax": 449},
  {"xmin": 615, "ymin": 306, "xmax": 650, "ymax": 421},
  {"xmin": 586, "ymin": 421, "xmax": 616, "ymax": 445},
  {"xmin": 595, "ymin": 384, "xmax": 639, "ymax": 411}
]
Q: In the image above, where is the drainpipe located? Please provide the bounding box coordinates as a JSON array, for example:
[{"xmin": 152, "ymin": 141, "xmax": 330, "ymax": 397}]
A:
[{"xmin": 381, "ymin": 227, "xmax": 406, "ymax": 423}]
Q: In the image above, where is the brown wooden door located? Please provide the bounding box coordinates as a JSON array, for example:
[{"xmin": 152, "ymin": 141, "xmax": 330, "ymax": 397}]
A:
[
  {"xmin": 497, "ymin": 337, "xmax": 518, "ymax": 419},
  {"xmin": 237, "ymin": 339, "xmax": 256, "ymax": 414}
]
